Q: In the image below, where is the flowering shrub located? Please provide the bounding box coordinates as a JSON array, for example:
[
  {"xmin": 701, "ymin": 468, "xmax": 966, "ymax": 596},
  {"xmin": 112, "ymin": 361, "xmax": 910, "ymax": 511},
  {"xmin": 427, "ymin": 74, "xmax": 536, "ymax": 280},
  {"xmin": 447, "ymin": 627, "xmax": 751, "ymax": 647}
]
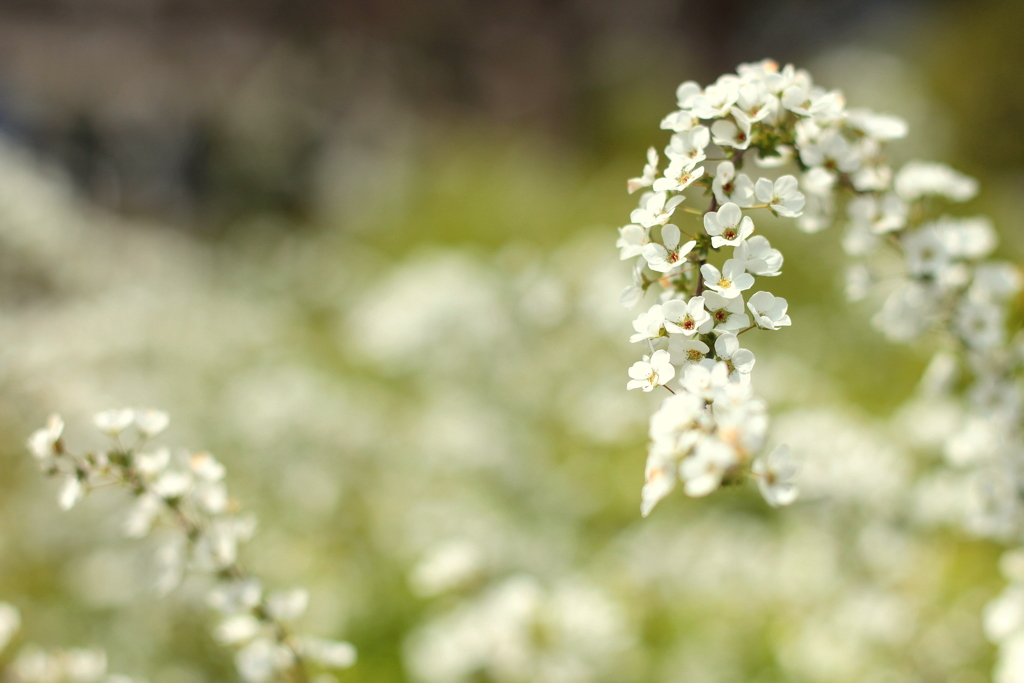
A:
[
  {"xmin": 620, "ymin": 58, "xmax": 1024, "ymax": 681},
  {"xmin": 24, "ymin": 410, "xmax": 355, "ymax": 683},
  {"xmin": 6, "ymin": 58, "xmax": 1024, "ymax": 683},
  {"xmin": 620, "ymin": 59, "xmax": 1018, "ymax": 513}
]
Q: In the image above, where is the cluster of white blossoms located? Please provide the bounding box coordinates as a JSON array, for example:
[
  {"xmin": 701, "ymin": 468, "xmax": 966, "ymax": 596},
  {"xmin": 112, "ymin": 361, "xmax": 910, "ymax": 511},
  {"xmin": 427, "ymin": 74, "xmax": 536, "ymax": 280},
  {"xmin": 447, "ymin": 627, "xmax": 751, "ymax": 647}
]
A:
[
  {"xmin": 619, "ymin": 59, "xmax": 1023, "ymax": 520},
  {"xmin": 623, "ymin": 58, "xmax": 1024, "ymax": 681},
  {"xmin": 26, "ymin": 411, "xmax": 356, "ymax": 683},
  {"xmin": 0, "ymin": 601, "xmax": 141, "ymax": 683}
]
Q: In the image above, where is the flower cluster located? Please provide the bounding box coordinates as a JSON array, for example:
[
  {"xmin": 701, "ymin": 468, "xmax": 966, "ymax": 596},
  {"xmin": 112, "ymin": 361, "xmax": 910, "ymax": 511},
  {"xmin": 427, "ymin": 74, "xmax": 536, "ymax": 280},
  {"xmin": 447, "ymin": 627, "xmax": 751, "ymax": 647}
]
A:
[
  {"xmin": 26, "ymin": 410, "xmax": 356, "ymax": 683},
  {"xmin": 623, "ymin": 59, "xmax": 1024, "ymax": 682},
  {"xmin": 619, "ymin": 59, "xmax": 1022, "ymax": 519},
  {"xmin": 0, "ymin": 601, "xmax": 141, "ymax": 683}
]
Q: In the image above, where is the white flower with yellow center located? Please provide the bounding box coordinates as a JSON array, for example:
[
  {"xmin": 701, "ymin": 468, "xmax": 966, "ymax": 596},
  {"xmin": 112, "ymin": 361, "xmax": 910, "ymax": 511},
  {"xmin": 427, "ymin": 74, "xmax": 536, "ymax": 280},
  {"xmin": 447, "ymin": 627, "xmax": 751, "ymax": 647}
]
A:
[
  {"xmin": 641, "ymin": 224, "xmax": 696, "ymax": 273},
  {"xmin": 700, "ymin": 260, "xmax": 755, "ymax": 299},
  {"xmin": 711, "ymin": 162, "xmax": 755, "ymax": 207},
  {"xmin": 704, "ymin": 202, "xmax": 754, "ymax": 249},
  {"xmin": 627, "ymin": 350, "xmax": 675, "ymax": 392},
  {"xmin": 662, "ymin": 296, "xmax": 710, "ymax": 336},
  {"xmin": 653, "ymin": 161, "xmax": 705, "ymax": 194}
]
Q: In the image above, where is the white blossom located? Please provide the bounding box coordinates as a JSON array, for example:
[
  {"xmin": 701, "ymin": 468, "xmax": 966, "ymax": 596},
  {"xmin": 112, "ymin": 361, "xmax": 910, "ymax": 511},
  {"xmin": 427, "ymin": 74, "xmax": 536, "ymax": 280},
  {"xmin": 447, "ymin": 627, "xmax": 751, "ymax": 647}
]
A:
[
  {"xmin": 702, "ymin": 291, "xmax": 750, "ymax": 331},
  {"xmin": 753, "ymin": 444, "xmax": 799, "ymax": 507},
  {"xmin": 135, "ymin": 409, "xmax": 170, "ymax": 438},
  {"xmin": 93, "ymin": 408, "xmax": 135, "ymax": 437},
  {"xmin": 733, "ymin": 235, "xmax": 782, "ymax": 277},
  {"xmin": 627, "ymin": 147, "xmax": 659, "ymax": 194},
  {"xmin": 703, "ymin": 202, "xmax": 754, "ymax": 248},
  {"xmin": 627, "ymin": 350, "xmax": 675, "ymax": 392},
  {"xmin": 894, "ymin": 161, "xmax": 978, "ymax": 203},
  {"xmin": 710, "ymin": 117, "xmax": 751, "ymax": 150},
  {"xmin": 27, "ymin": 414, "xmax": 64, "ymax": 462},
  {"xmin": 714, "ymin": 332, "xmax": 755, "ymax": 380},
  {"xmin": 700, "ymin": 260, "xmax": 755, "ymax": 299},
  {"xmin": 746, "ymin": 291, "xmax": 791, "ymax": 330},
  {"xmin": 642, "ymin": 224, "xmax": 696, "ymax": 273},
  {"xmin": 630, "ymin": 191, "xmax": 684, "ymax": 228},
  {"xmin": 711, "ymin": 162, "xmax": 755, "ymax": 207},
  {"xmin": 662, "ymin": 296, "xmax": 710, "ymax": 336},
  {"xmin": 615, "ymin": 224, "xmax": 648, "ymax": 260},
  {"xmin": 754, "ymin": 175, "xmax": 805, "ymax": 217}
]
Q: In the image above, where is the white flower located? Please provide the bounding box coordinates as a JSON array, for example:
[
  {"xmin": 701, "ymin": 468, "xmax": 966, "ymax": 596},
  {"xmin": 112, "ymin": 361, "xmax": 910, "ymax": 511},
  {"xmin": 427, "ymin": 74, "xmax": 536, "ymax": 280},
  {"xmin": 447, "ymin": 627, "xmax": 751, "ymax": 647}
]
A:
[
  {"xmin": 627, "ymin": 350, "xmax": 675, "ymax": 392},
  {"xmin": 675, "ymin": 80, "xmax": 703, "ymax": 109},
  {"xmin": 690, "ymin": 79, "xmax": 739, "ymax": 119},
  {"xmin": 781, "ymin": 84, "xmax": 844, "ymax": 119},
  {"xmin": 664, "ymin": 126, "xmax": 710, "ymax": 168},
  {"xmin": 266, "ymin": 588, "xmax": 309, "ymax": 622},
  {"xmin": 703, "ymin": 202, "xmax": 754, "ymax": 248},
  {"xmin": 59, "ymin": 475, "xmax": 85, "ymax": 510},
  {"xmin": 135, "ymin": 409, "xmax": 170, "ymax": 438},
  {"xmin": 134, "ymin": 447, "xmax": 171, "ymax": 478},
  {"xmin": 713, "ymin": 332, "xmax": 755, "ymax": 380},
  {"xmin": 702, "ymin": 291, "xmax": 750, "ymax": 330},
  {"xmin": 630, "ymin": 191, "xmax": 684, "ymax": 228},
  {"xmin": 845, "ymin": 108, "xmax": 908, "ymax": 140},
  {"xmin": 936, "ymin": 216, "xmax": 997, "ymax": 260},
  {"xmin": 652, "ymin": 161, "xmax": 705, "ymax": 193},
  {"xmin": 662, "ymin": 296, "xmax": 711, "ymax": 336},
  {"xmin": 641, "ymin": 224, "xmax": 696, "ymax": 273},
  {"xmin": 894, "ymin": 161, "xmax": 978, "ymax": 203},
  {"xmin": 215, "ymin": 614, "xmax": 263, "ymax": 646},
  {"xmin": 208, "ymin": 578, "xmax": 264, "ymax": 614},
  {"xmin": 700, "ymin": 260, "xmax": 755, "ymax": 299},
  {"xmin": 730, "ymin": 81, "xmax": 775, "ymax": 124},
  {"xmin": 799, "ymin": 130, "xmax": 860, "ymax": 173},
  {"xmin": 236, "ymin": 638, "xmax": 293, "ymax": 683},
  {"xmin": 678, "ymin": 361, "xmax": 731, "ymax": 400},
  {"xmin": 649, "ymin": 393, "xmax": 709, "ymax": 459},
  {"xmin": 660, "ymin": 109, "xmax": 699, "ymax": 133},
  {"xmin": 297, "ymin": 637, "xmax": 357, "ymax": 669},
  {"xmin": 847, "ymin": 193, "xmax": 908, "ymax": 235},
  {"xmin": 627, "ymin": 147, "xmax": 659, "ymax": 194},
  {"xmin": 903, "ymin": 226, "xmax": 950, "ymax": 278},
  {"xmin": 668, "ymin": 337, "xmax": 711, "ymax": 369},
  {"xmin": 681, "ymin": 437, "xmax": 737, "ymax": 497},
  {"xmin": 152, "ymin": 470, "xmax": 193, "ymax": 499},
  {"xmin": 124, "ymin": 493, "xmax": 163, "ymax": 538},
  {"xmin": 93, "ymin": 408, "xmax": 135, "ymax": 437},
  {"xmin": 754, "ymin": 175, "xmax": 805, "ymax": 217},
  {"xmin": 746, "ymin": 290, "xmax": 791, "ymax": 329},
  {"xmin": 711, "ymin": 162, "xmax": 754, "ymax": 207},
  {"xmin": 28, "ymin": 414, "xmax": 64, "ymax": 461},
  {"xmin": 629, "ymin": 304, "xmax": 666, "ymax": 343},
  {"xmin": 752, "ymin": 444, "xmax": 799, "ymax": 507},
  {"xmin": 615, "ymin": 224, "xmax": 648, "ymax": 260},
  {"xmin": 710, "ymin": 117, "xmax": 751, "ymax": 150},
  {"xmin": 733, "ymin": 235, "xmax": 782, "ymax": 276},
  {"xmin": 190, "ymin": 451, "xmax": 227, "ymax": 482}
]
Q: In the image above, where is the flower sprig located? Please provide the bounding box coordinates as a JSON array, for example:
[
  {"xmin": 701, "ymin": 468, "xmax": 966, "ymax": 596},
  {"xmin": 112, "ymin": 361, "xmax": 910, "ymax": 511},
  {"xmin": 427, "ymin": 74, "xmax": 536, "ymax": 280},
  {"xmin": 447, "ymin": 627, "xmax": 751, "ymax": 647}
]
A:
[
  {"xmin": 619, "ymin": 59, "xmax": 1022, "ymax": 519},
  {"xmin": 26, "ymin": 410, "xmax": 356, "ymax": 683}
]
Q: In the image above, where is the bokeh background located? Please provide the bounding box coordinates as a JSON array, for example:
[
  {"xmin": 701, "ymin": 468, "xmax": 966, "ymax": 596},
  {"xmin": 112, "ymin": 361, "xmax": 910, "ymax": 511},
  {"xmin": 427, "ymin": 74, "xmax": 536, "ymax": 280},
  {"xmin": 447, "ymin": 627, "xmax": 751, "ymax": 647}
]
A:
[{"xmin": 1, "ymin": 0, "xmax": 1023, "ymax": 681}]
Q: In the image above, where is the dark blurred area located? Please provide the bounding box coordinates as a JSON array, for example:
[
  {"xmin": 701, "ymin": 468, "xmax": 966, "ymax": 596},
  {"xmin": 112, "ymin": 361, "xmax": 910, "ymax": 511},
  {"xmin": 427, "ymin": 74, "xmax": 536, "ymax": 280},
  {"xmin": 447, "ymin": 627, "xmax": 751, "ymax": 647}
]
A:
[{"xmin": 0, "ymin": 0, "xmax": 993, "ymax": 237}]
